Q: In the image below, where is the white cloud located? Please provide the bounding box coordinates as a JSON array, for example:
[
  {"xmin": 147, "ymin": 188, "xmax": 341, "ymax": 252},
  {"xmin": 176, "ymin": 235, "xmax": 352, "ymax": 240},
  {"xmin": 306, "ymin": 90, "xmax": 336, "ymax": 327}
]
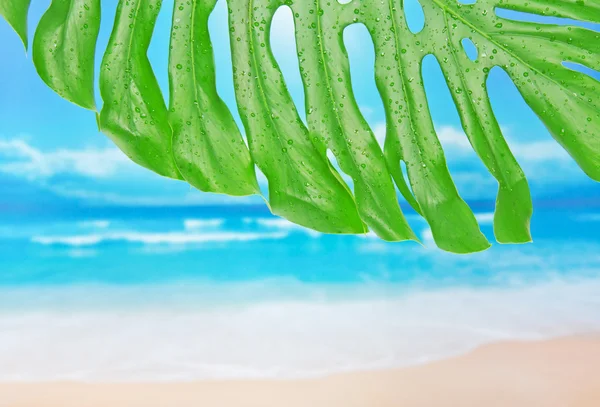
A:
[
  {"xmin": 433, "ymin": 125, "xmax": 571, "ymax": 164},
  {"xmin": 0, "ymin": 137, "xmax": 267, "ymax": 207},
  {"xmin": 359, "ymin": 105, "xmax": 375, "ymax": 118},
  {"xmin": 372, "ymin": 123, "xmax": 575, "ymax": 175},
  {"xmin": 475, "ymin": 212, "xmax": 495, "ymax": 224},
  {"xmin": 511, "ymin": 140, "xmax": 571, "ymax": 162},
  {"xmin": 435, "ymin": 125, "xmax": 473, "ymax": 151},
  {"xmin": 373, "ymin": 123, "xmax": 387, "ymax": 149},
  {"xmin": 0, "ymin": 121, "xmax": 585, "ymax": 207},
  {"xmin": 0, "ymin": 138, "xmax": 132, "ymax": 180},
  {"xmin": 366, "ymin": 122, "xmax": 587, "ymax": 199},
  {"xmin": 437, "ymin": 125, "xmax": 571, "ymax": 164},
  {"xmin": 373, "ymin": 124, "xmax": 473, "ymax": 153}
]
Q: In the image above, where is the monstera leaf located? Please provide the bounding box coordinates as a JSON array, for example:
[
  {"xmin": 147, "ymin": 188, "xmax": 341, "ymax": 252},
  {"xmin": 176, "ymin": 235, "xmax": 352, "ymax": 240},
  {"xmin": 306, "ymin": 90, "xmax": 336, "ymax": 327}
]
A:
[
  {"xmin": 0, "ymin": 0, "xmax": 30, "ymax": 49},
  {"xmin": 1, "ymin": 0, "xmax": 598, "ymax": 253}
]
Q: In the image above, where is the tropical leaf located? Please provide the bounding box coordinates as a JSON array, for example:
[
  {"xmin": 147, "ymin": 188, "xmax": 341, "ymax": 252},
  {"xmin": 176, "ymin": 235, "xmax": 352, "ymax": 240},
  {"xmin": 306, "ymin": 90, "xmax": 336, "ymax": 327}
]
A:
[
  {"xmin": 0, "ymin": 0, "xmax": 31, "ymax": 50},
  {"xmin": 1, "ymin": 0, "xmax": 598, "ymax": 253},
  {"xmin": 169, "ymin": 0, "xmax": 260, "ymax": 197},
  {"xmin": 292, "ymin": 0, "xmax": 488, "ymax": 252},
  {"xmin": 99, "ymin": 0, "xmax": 183, "ymax": 180},
  {"xmin": 226, "ymin": 0, "xmax": 367, "ymax": 234},
  {"xmin": 291, "ymin": 0, "xmax": 420, "ymax": 242},
  {"xmin": 32, "ymin": 0, "xmax": 101, "ymax": 110}
]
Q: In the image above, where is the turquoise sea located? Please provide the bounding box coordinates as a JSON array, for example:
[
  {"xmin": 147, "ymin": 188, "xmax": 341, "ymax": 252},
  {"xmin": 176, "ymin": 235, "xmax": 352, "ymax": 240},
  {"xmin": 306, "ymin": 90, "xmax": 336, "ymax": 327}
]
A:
[{"xmin": 0, "ymin": 205, "xmax": 599, "ymax": 381}]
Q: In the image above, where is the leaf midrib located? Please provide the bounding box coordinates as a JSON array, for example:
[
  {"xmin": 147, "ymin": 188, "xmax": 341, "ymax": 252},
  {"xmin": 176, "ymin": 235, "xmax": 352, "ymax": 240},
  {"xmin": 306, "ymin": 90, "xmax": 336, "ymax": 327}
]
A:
[
  {"xmin": 123, "ymin": 0, "xmax": 144, "ymax": 138},
  {"xmin": 186, "ymin": 0, "xmax": 219, "ymax": 166},
  {"xmin": 55, "ymin": 0, "xmax": 75, "ymax": 77},
  {"xmin": 387, "ymin": 0, "xmax": 425, "ymax": 164},
  {"xmin": 180, "ymin": 0, "xmax": 247, "ymax": 189},
  {"xmin": 441, "ymin": 11, "xmax": 513, "ymax": 187},
  {"xmin": 313, "ymin": 0, "xmax": 383, "ymax": 197},
  {"xmin": 126, "ymin": 0, "xmax": 143, "ymax": 70},
  {"xmin": 246, "ymin": 1, "xmax": 298, "ymax": 167},
  {"xmin": 188, "ymin": 0, "xmax": 202, "ymax": 121}
]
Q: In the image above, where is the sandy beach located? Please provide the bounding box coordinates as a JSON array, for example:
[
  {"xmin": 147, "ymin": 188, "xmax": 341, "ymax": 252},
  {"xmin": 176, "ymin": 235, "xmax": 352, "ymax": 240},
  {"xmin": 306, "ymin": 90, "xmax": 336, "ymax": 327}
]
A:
[{"xmin": 1, "ymin": 336, "xmax": 598, "ymax": 407}]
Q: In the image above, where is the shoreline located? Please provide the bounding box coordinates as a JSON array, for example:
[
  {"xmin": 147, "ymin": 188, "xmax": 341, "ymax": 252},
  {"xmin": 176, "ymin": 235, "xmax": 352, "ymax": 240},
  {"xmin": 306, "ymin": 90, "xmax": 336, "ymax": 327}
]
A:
[{"xmin": 1, "ymin": 335, "xmax": 599, "ymax": 406}]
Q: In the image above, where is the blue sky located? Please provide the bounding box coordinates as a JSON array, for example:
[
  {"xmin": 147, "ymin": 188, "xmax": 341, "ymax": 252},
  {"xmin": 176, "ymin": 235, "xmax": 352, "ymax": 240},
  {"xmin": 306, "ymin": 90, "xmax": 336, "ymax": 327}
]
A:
[{"xmin": 0, "ymin": 0, "xmax": 598, "ymax": 210}]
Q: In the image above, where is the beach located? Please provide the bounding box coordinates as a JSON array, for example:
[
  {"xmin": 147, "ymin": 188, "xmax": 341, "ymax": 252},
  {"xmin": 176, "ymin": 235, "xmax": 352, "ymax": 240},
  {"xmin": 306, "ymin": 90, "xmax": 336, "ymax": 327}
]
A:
[
  {"xmin": 1, "ymin": 0, "xmax": 600, "ymax": 403},
  {"xmin": 1, "ymin": 336, "xmax": 598, "ymax": 406},
  {"xmin": 1, "ymin": 210, "xmax": 599, "ymax": 405}
]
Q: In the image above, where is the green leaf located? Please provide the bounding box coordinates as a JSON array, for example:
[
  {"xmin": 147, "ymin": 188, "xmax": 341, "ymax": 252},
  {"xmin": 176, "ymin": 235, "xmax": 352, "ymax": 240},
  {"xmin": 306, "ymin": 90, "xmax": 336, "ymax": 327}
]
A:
[
  {"xmin": 32, "ymin": 0, "xmax": 101, "ymax": 110},
  {"xmin": 425, "ymin": 0, "xmax": 598, "ymax": 242},
  {"xmin": 0, "ymin": 0, "xmax": 32, "ymax": 50},
  {"xmin": 362, "ymin": 0, "xmax": 494, "ymax": 252},
  {"xmin": 226, "ymin": 0, "xmax": 367, "ymax": 235},
  {"xmin": 293, "ymin": 1, "xmax": 419, "ymax": 242},
  {"xmin": 169, "ymin": 0, "xmax": 259, "ymax": 196},
  {"xmin": 354, "ymin": 0, "xmax": 599, "ymax": 251},
  {"xmin": 8, "ymin": 0, "xmax": 599, "ymax": 252},
  {"xmin": 99, "ymin": 0, "xmax": 182, "ymax": 180},
  {"xmin": 476, "ymin": 1, "xmax": 600, "ymax": 181}
]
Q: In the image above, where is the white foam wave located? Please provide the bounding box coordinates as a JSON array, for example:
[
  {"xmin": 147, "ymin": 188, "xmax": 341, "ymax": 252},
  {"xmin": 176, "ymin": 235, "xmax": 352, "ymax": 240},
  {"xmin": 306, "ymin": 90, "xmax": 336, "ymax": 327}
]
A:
[
  {"xmin": 183, "ymin": 218, "xmax": 225, "ymax": 230},
  {"xmin": 245, "ymin": 217, "xmax": 321, "ymax": 237},
  {"xmin": 31, "ymin": 231, "xmax": 288, "ymax": 247},
  {"xmin": 0, "ymin": 279, "xmax": 599, "ymax": 381}
]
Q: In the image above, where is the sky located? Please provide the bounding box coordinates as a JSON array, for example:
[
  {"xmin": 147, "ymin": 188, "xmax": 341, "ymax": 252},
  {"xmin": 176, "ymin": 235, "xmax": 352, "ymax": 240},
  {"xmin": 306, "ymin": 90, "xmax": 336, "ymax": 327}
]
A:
[{"xmin": 0, "ymin": 0, "xmax": 598, "ymax": 212}]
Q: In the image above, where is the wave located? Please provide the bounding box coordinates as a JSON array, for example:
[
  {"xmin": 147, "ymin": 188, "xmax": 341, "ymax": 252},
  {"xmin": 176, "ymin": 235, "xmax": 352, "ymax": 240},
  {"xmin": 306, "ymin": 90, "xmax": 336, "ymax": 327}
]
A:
[
  {"xmin": 183, "ymin": 218, "xmax": 225, "ymax": 230},
  {"xmin": 31, "ymin": 231, "xmax": 289, "ymax": 247},
  {"xmin": 244, "ymin": 217, "xmax": 322, "ymax": 237}
]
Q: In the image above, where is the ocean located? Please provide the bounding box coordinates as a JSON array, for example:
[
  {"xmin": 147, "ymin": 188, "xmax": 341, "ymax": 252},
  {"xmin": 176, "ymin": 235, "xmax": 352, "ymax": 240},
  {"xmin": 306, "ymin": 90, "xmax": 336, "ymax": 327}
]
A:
[{"xmin": 0, "ymin": 206, "xmax": 599, "ymax": 381}]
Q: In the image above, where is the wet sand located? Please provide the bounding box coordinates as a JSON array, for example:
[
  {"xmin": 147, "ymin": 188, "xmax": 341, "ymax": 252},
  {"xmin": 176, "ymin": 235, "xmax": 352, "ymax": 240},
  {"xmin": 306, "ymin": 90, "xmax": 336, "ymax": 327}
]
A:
[{"xmin": 1, "ymin": 336, "xmax": 599, "ymax": 407}]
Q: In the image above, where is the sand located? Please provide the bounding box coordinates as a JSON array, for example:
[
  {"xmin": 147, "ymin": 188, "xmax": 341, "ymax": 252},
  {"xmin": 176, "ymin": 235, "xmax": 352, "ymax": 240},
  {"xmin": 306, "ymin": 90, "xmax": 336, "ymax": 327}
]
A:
[{"xmin": 1, "ymin": 336, "xmax": 599, "ymax": 407}]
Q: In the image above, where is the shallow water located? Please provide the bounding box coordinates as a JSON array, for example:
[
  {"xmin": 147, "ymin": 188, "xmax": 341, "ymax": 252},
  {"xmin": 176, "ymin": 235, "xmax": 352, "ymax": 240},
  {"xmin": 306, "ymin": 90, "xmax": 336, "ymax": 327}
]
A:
[{"xmin": 0, "ymin": 207, "xmax": 599, "ymax": 380}]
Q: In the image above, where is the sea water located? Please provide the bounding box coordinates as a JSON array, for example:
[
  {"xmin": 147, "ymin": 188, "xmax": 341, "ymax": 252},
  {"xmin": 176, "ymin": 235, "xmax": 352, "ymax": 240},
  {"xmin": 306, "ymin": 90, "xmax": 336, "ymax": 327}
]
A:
[{"xmin": 0, "ymin": 207, "xmax": 599, "ymax": 381}]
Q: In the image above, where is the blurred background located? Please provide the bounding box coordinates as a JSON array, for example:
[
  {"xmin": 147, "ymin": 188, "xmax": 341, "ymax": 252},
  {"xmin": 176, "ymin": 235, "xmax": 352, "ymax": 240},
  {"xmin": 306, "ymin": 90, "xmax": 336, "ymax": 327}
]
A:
[{"xmin": 0, "ymin": 0, "xmax": 599, "ymax": 382}]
